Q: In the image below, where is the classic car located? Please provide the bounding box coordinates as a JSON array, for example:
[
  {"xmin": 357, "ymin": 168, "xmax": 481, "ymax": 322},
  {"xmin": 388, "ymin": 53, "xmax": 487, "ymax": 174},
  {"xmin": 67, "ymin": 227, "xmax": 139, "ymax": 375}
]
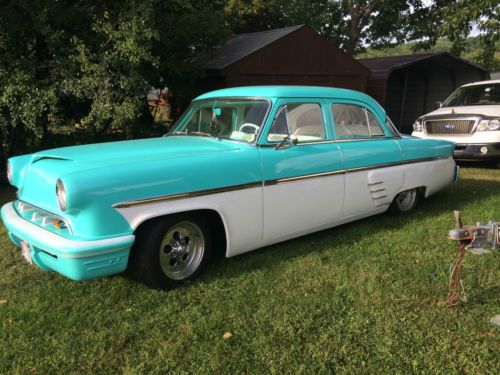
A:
[
  {"xmin": 1, "ymin": 86, "xmax": 458, "ymax": 288},
  {"xmin": 412, "ymin": 79, "xmax": 500, "ymax": 163}
]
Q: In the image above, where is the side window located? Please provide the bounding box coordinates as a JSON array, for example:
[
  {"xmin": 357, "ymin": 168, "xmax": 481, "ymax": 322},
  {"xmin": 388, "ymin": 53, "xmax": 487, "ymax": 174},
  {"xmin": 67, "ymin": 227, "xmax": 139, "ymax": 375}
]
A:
[
  {"xmin": 332, "ymin": 103, "xmax": 386, "ymax": 138},
  {"xmin": 268, "ymin": 103, "xmax": 326, "ymax": 142},
  {"xmin": 332, "ymin": 104, "xmax": 369, "ymax": 138},
  {"xmin": 366, "ymin": 111, "xmax": 385, "ymax": 136},
  {"xmin": 385, "ymin": 116, "xmax": 400, "ymax": 137}
]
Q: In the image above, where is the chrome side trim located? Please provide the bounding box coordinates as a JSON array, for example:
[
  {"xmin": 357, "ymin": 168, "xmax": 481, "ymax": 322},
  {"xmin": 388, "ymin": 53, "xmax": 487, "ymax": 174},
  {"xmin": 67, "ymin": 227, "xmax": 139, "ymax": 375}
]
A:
[
  {"xmin": 264, "ymin": 170, "xmax": 346, "ymax": 186},
  {"xmin": 113, "ymin": 156, "xmax": 451, "ymax": 208},
  {"xmin": 113, "ymin": 181, "xmax": 263, "ymax": 208},
  {"xmin": 347, "ymin": 156, "xmax": 449, "ymax": 173}
]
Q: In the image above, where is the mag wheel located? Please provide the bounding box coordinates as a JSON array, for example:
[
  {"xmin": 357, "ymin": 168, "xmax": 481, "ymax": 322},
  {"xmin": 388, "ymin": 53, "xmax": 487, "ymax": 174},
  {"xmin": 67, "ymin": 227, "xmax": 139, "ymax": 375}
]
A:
[
  {"xmin": 132, "ymin": 214, "xmax": 211, "ymax": 289},
  {"xmin": 389, "ymin": 188, "xmax": 419, "ymax": 214}
]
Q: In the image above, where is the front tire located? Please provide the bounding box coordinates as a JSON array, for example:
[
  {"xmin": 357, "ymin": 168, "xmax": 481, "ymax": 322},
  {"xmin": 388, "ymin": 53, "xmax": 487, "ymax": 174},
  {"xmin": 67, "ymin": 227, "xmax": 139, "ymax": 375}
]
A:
[
  {"xmin": 389, "ymin": 188, "xmax": 419, "ymax": 214},
  {"xmin": 131, "ymin": 214, "xmax": 212, "ymax": 289}
]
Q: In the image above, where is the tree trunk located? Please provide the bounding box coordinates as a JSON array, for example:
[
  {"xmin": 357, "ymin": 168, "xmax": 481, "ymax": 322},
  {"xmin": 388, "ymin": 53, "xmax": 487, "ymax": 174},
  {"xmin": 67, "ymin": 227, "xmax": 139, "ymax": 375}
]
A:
[{"xmin": 346, "ymin": 1, "xmax": 361, "ymax": 56}]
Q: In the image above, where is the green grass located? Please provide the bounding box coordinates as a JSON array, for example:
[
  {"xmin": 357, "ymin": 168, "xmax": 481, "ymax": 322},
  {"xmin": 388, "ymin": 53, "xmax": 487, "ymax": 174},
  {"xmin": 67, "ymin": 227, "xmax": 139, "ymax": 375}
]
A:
[{"xmin": 1, "ymin": 167, "xmax": 499, "ymax": 374}]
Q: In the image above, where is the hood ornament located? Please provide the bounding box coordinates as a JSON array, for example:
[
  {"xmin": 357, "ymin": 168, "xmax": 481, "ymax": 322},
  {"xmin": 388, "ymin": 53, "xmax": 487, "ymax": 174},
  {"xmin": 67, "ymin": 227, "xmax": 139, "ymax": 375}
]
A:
[{"xmin": 451, "ymin": 109, "xmax": 455, "ymax": 114}]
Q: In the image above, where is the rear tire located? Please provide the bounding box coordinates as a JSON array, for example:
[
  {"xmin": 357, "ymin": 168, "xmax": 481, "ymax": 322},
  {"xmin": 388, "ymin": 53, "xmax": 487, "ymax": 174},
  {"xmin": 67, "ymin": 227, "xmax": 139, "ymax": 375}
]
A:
[
  {"xmin": 389, "ymin": 188, "xmax": 419, "ymax": 214},
  {"xmin": 131, "ymin": 214, "xmax": 212, "ymax": 289}
]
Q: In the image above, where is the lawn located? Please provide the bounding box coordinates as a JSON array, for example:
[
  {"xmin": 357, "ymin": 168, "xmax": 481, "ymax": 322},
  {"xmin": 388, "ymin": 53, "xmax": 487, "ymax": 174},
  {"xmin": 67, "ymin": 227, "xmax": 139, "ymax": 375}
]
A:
[{"xmin": 1, "ymin": 167, "xmax": 499, "ymax": 374}]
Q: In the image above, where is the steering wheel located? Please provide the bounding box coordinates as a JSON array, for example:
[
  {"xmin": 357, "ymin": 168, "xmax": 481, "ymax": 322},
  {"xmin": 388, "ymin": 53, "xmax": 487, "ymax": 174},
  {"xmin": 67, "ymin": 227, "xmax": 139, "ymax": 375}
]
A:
[{"xmin": 239, "ymin": 123, "xmax": 260, "ymax": 134}]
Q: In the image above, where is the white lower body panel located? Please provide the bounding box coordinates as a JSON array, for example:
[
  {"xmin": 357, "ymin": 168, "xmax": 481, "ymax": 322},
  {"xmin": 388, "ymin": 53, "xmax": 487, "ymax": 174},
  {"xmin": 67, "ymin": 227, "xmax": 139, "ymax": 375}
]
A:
[{"xmin": 116, "ymin": 157, "xmax": 455, "ymax": 258}]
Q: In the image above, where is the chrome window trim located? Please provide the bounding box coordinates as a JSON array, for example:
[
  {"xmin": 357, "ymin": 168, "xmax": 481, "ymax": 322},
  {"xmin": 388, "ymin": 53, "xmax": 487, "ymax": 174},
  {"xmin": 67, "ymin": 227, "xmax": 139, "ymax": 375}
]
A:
[
  {"xmin": 113, "ymin": 156, "xmax": 450, "ymax": 208},
  {"xmin": 265, "ymin": 101, "xmax": 328, "ymax": 144},
  {"xmin": 258, "ymin": 136, "xmax": 401, "ymax": 147},
  {"xmin": 168, "ymin": 97, "xmax": 273, "ymax": 146}
]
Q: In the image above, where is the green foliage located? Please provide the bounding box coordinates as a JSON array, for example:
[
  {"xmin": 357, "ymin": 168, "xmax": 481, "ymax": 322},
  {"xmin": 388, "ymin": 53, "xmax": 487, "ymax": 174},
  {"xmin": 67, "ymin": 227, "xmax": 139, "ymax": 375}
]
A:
[
  {"xmin": 1, "ymin": 167, "xmax": 499, "ymax": 372},
  {"xmin": 0, "ymin": 0, "xmax": 498, "ymax": 159},
  {"xmin": 228, "ymin": 1, "xmax": 499, "ymax": 67},
  {"xmin": 357, "ymin": 37, "xmax": 500, "ymax": 71},
  {"xmin": 438, "ymin": 0, "xmax": 499, "ymax": 70},
  {"xmin": 226, "ymin": 1, "xmax": 434, "ymax": 55},
  {"xmin": 0, "ymin": 0, "xmax": 229, "ymax": 158}
]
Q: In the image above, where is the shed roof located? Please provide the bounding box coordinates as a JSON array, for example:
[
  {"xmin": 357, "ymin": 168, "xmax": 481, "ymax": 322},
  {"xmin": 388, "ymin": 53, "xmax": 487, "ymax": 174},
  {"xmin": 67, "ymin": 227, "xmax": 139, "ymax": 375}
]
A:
[
  {"xmin": 197, "ymin": 25, "xmax": 305, "ymax": 70},
  {"xmin": 359, "ymin": 52, "xmax": 488, "ymax": 78}
]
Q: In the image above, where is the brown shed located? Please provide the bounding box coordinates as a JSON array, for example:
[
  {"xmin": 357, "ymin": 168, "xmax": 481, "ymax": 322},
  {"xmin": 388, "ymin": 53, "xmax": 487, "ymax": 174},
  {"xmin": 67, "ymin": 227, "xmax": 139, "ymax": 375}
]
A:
[
  {"xmin": 359, "ymin": 53, "xmax": 490, "ymax": 133},
  {"xmin": 197, "ymin": 25, "xmax": 370, "ymax": 93}
]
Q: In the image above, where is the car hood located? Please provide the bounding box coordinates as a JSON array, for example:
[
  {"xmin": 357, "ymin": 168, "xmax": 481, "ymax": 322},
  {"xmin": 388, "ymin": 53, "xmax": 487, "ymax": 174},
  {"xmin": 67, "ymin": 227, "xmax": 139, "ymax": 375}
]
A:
[
  {"xmin": 421, "ymin": 105, "xmax": 500, "ymax": 119},
  {"xmin": 16, "ymin": 136, "xmax": 254, "ymax": 215},
  {"xmin": 30, "ymin": 136, "xmax": 242, "ymax": 167}
]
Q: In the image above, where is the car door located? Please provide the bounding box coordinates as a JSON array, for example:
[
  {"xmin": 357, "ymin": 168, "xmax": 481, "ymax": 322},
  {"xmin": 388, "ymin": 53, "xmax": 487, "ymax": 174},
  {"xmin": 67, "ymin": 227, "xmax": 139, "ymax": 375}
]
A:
[
  {"xmin": 331, "ymin": 102, "xmax": 403, "ymax": 218},
  {"xmin": 258, "ymin": 98, "xmax": 344, "ymax": 243}
]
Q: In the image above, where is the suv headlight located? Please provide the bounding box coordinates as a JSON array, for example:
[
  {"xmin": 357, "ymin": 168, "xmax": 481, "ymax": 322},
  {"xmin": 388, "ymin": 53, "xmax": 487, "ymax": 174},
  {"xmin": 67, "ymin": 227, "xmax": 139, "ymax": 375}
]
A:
[
  {"xmin": 413, "ymin": 120, "xmax": 423, "ymax": 132},
  {"xmin": 6, "ymin": 161, "xmax": 12, "ymax": 185},
  {"xmin": 56, "ymin": 179, "xmax": 67, "ymax": 211},
  {"xmin": 477, "ymin": 119, "xmax": 500, "ymax": 131}
]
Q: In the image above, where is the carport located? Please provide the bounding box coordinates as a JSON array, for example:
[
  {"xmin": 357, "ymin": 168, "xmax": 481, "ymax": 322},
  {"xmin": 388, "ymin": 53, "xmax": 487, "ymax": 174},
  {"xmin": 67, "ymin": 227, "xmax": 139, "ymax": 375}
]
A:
[{"xmin": 359, "ymin": 53, "xmax": 490, "ymax": 133}]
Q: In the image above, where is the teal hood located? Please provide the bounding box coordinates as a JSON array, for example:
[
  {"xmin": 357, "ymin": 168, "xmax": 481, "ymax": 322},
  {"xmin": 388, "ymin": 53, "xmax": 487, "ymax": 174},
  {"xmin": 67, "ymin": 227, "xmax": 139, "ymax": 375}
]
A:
[
  {"xmin": 10, "ymin": 136, "xmax": 261, "ymax": 239},
  {"xmin": 30, "ymin": 136, "xmax": 242, "ymax": 167}
]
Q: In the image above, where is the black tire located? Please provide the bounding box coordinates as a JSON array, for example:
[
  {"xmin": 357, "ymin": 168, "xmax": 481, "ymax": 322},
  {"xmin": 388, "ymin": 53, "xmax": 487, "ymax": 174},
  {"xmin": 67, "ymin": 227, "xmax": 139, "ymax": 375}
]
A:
[
  {"xmin": 131, "ymin": 213, "xmax": 212, "ymax": 289},
  {"xmin": 389, "ymin": 188, "xmax": 419, "ymax": 215}
]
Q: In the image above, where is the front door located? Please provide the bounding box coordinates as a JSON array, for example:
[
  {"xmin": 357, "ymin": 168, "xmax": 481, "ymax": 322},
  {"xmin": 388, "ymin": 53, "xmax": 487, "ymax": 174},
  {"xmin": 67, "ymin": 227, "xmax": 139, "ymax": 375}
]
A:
[{"xmin": 258, "ymin": 99, "xmax": 344, "ymax": 243}]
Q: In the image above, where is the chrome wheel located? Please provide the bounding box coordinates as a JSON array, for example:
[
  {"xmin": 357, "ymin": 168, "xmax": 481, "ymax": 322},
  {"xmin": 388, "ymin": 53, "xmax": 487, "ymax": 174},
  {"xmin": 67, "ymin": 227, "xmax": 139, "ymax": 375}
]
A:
[
  {"xmin": 395, "ymin": 189, "xmax": 417, "ymax": 212},
  {"xmin": 159, "ymin": 221, "xmax": 205, "ymax": 280}
]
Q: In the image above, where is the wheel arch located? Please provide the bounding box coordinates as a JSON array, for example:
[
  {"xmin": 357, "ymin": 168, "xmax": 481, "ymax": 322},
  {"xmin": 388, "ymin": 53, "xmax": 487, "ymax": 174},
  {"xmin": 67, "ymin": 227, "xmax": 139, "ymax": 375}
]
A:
[{"xmin": 132, "ymin": 208, "xmax": 229, "ymax": 258}]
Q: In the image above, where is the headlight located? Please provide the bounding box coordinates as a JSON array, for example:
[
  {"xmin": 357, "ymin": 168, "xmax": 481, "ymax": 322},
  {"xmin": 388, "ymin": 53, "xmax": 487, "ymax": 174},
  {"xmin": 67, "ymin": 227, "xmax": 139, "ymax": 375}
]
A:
[
  {"xmin": 56, "ymin": 179, "xmax": 67, "ymax": 211},
  {"xmin": 477, "ymin": 119, "xmax": 500, "ymax": 131},
  {"xmin": 6, "ymin": 161, "xmax": 12, "ymax": 185},
  {"xmin": 413, "ymin": 120, "xmax": 423, "ymax": 132}
]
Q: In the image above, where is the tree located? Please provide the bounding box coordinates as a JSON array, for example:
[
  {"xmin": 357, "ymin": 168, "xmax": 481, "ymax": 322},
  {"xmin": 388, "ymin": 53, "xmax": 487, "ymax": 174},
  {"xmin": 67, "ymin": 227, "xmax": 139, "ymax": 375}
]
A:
[
  {"xmin": 0, "ymin": 0, "xmax": 229, "ymax": 157},
  {"xmin": 436, "ymin": 0, "xmax": 499, "ymax": 70},
  {"xmin": 226, "ymin": 1, "xmax": 433, "ymax": 55}
]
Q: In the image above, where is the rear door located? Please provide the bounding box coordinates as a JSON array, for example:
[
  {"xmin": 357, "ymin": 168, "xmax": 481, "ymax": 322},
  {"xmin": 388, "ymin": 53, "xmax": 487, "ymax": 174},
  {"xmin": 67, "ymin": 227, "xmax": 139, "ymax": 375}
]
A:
[{"xmin": 331, "ymin": 102, "xmax": 403, "ymax": 217}]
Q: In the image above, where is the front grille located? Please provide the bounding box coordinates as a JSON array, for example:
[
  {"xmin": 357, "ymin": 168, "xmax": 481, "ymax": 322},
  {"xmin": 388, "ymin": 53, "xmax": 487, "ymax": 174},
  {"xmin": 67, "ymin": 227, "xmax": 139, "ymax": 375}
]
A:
[
  {"xmin": 425, "ymin": 119, "xmax": 475, "ymax": 135},
  {"xmin": 16, "ymin": 201, "xmax": 72, "ymax": 235}
]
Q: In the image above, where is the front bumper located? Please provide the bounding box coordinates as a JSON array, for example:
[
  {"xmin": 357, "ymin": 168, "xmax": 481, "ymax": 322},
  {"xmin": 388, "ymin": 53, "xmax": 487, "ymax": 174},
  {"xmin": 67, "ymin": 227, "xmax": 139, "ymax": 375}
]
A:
[
  {"xmin": 453, "ymin": 142, "xmax": 500, "ymax": 161},
  {"xmin": 1, "ymin": 202, "xmax": 135, "ymax": 281}
]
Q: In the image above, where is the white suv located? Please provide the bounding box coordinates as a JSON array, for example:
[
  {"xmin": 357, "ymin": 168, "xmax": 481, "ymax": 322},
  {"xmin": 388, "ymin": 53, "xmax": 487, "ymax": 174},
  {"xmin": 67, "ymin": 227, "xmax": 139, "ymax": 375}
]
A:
[{"xmin": 412, "ymin": 79, "xmax": 500, "ymax": 162}]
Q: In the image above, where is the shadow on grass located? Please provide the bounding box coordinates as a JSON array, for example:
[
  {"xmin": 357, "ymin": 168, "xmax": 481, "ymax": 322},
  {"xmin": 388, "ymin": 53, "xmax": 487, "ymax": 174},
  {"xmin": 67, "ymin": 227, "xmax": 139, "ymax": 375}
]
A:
[{"xmin": 457, "ymin": 160, "xmax": 499, "ymax": 169}]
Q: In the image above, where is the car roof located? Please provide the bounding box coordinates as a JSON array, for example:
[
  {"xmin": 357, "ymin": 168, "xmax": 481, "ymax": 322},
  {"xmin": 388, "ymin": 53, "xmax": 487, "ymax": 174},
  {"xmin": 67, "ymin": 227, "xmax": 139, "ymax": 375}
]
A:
[
  {"xmin": 194, "ymin": 85, "xmax": 385, "ymax": 116},
  {"xmin": 461, "ymin": 79, "xmax": 500, "ymax": 87},
  {"xmin": 194, "ymin": 85, "xmax": 386, "ymax": 119},
  {"xmin": 195, "ymin": 85, "xmax": 372, "ymax": 101}
]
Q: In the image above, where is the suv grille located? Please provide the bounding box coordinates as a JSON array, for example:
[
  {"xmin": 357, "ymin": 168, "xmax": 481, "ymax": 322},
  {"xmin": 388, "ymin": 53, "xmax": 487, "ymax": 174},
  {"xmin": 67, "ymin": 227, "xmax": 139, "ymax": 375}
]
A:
[{"xmin": 425, "ymin": 119, "xmax": 475, "ymax": 135}]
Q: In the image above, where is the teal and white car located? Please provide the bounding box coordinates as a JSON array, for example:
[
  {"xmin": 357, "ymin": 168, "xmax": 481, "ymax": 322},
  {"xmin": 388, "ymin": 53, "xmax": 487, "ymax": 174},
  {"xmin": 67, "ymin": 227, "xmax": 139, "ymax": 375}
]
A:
[{"xmin": 1, "ymin": 86, "xmax": 458, "ymax": 288}]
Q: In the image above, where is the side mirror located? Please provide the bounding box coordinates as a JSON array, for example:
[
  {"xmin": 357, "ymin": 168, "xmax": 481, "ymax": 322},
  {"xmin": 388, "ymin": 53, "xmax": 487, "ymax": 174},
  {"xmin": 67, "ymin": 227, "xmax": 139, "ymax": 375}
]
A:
[
  {"xmin": 275, "ymin": 134, "xmax": 298, "ymax": 150},
  {"xmin": 436, "ymin": 101, "xmax": 443, "ymax": 108}
]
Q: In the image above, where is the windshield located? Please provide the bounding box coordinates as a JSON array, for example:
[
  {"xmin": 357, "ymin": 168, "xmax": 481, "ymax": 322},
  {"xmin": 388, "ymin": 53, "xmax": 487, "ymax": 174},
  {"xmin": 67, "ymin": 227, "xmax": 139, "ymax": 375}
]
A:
[
  {"xmin": 443, "ymin": 83, "xmax": 500, "ymax": 107},
  {"xmin": 170, "ymin": 99, "xmax": 270, "ymax": 143}
]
